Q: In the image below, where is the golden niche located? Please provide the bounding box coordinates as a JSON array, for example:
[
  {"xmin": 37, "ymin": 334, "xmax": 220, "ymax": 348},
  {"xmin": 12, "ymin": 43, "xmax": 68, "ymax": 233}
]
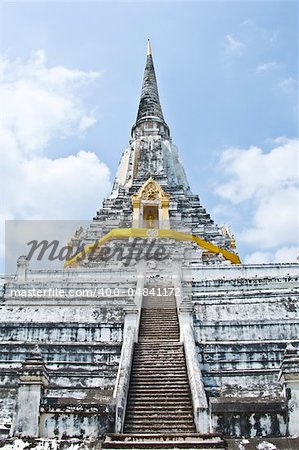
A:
[{"xmin": 132, "ymin": 178, "xmax": 170, "ymax": 229}]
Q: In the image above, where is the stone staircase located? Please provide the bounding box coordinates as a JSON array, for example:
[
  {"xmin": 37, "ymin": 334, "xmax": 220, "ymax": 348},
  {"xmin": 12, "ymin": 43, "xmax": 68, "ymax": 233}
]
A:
[
  {"xmin": 102, "ymin": 285, "xmax": 226, "ymax": 449},
  {"xmin": 124, "ymin": 287, "xmax": 194, "ymax": 434}
]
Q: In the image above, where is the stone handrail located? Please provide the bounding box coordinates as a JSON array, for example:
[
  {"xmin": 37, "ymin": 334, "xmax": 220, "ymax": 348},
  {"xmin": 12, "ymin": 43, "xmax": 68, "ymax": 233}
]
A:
[
  {"xmin": 109, "ymin": 264, "xmax": 145, "ymax": 433},
  {"xmin": 181, "ymin": 322, "xmax": 210, "ymax": 433},
  {"xmin": 113, "ymin": 325, "xmax": 135, "ymax": 433}
]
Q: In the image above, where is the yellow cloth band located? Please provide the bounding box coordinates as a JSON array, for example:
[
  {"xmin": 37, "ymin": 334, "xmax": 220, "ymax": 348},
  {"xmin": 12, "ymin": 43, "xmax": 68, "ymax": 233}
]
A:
[{"xmin": 64, "ymin": 228, "xmax": 241, "ymax": 267}]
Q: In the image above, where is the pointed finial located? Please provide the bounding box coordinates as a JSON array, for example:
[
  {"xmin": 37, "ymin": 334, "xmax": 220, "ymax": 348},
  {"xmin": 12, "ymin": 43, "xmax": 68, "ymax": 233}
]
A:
[{"xmin": 147, "ymin": 39, "xmax": 152, "ymax": 56}]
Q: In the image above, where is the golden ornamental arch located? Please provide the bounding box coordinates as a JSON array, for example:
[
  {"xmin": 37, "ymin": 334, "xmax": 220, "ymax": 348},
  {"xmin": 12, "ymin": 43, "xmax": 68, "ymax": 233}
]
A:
[{"xmin": 132, "ymin": 178, "xmax": 170, "ymax": 228}]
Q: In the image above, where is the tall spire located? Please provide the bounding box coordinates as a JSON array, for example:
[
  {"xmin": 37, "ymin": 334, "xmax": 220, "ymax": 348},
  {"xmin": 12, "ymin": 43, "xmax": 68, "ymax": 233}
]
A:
[
  {"xmin": 132, "ymin": 40, "xmax": 169, "ymax": 138},
  {"xmin": 147, "ymin": 38, "xmax": 152, "ymax": 56}
]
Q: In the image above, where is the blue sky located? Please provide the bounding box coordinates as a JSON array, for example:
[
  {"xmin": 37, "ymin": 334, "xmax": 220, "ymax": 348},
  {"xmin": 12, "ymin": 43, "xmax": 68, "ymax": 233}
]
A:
[{"xmin": 0, "ymin": 1, "xmax": 298, "ymax": 269}]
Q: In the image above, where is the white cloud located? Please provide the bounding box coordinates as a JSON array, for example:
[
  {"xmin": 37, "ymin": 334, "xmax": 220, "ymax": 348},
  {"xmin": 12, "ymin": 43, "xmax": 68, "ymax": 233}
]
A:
[
  {"xmin": 278, "ymin": 77, "xmax": 297, "ymax": 95},
  {"xmin": 215, "ymin": 138, "xmax": 299, "ymax": 256},
  {"xmin": 0, "ymin": 51, "xmax": 112, "ymax": 269},
  {"xmin": 216, "ymin": 139, "xmax": 298, "ymax": 204},
  {"xmin": 239, "ymin": 20, "xmax": 279, "ymax": 46},
  {"xmin": 0, "ymin": 50, "xmax": 100, "ymax": 153},
  {"xmin": 1, "ymin": 150, "xmax": 111, "ymax": 220},
  {"xmin": 224, "ymin": 34, "xmax": 245, "ymax": 57},
  {"xmin": 241, "ymin": 186, "xmax": 299, "ymax": 248},
  {"xmin": 245, "ymin": 246, "xmax": 298, "ymax": 264},
  {"xmin": 256, "ymin": 62, "xmax": 279, "ymax": 73}
]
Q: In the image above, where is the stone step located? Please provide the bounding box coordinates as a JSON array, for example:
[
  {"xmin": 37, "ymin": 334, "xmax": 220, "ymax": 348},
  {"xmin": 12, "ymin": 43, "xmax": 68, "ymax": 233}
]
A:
[
  {"xmin": 139, "ymin": 325, "xmax": 179, "ymax": 329},
  {"xmin": 133, "ymin": 355, "xmax": 182, "ymax": 358},
  {"xmin": 143, "ymin": 298, "xmax": 176, "ymax": 300},
  {"xmin": 140, "ymin": 322, "xmax": 178, "ymax": 325},
  {"xmin": 138, "ymin": 341, "xmax": 180, "ymax": 344},
  {"xmin": 132, "ymin": 365, "xmax": 185, "ymax": 370},
  {"xmin": 139, "ymin": 330, "xmax": 178, "ymax": 334},
  {"xmin": 142, "ymin": 313, "xmax": 177, "ymax": 316},
  {"xmin": 128, "ymin": 384, "xmax": 190, "ymax": 390},
  {"xmin": 139, "ymin": 329, "xmax": 179, "ymax": 333},
  {"xmin": 126, "ymin": 400, "xmax": 192, "ymax": 407},
  {"xmin": 141, "ymin": 314, "xmax": 178, "ymax": 318},
  {"xmin": 133, "ymin": 353, "xmax": 183, "ymax": 357},
  {"xmin": 140, "ymin": 325, "xmax": 178, "ymax": 329},
  {"xmin": 134, "ymin": 346, "xmax": 183, "ymax": 350},
  {"xmin": 142, "ymin": 310, "xmax": 177, "ymax": 312},
  {"xmin": 142, "ymin": 308, "xmax": 177, "ymax": 311},
  {"xmin": 133, "ymin": 354, "xmax": 183, "ymax": 357},
  {"xmin": 105, "ymin": 434, "xmax": 223, "ymax": 441},
  {"xmin": 140, "ymin": 315, "xmax": 178, "ymax": 319},
  {"xmin": 139, "ymin": 326, "xmax": 179, "ymax": 331},
  {"xmin": 126, "ymin": 415, "xmax": 193, "ymax": 420},
  {"xmin": 127, "ymin": 397, "xmax": 191, "ymax": 403},
  {"xmin": 142, "ymin": 310, "xmax": 177, "ymax": 313},
  {"xmin": 134, "ymin": 343, "xmax": 182, "ymax": 348},
  {"xmin": 139, "ymin": 326, "xmax": 179, "ymax": 330},
  {"xmin": 133, "ymin": 350, "xmax": 183, "ymax": 355},
  {"xmin": 128, "ymin": 391, "xmax": 191, "ymax": 397},
  {"xmin": 131, "ymin": 368, "xmax": 186, "ymax": 373},
  {"xmin": 138, "ymin": 334, "xmax": 179, "ymax": 337},
  {"xmin": 138, "ymin": 333, "xmax": 179, "ymax": 337},
  {"xmin": 133, "ymin": 348, "xmax": 183, "ymax": 353},
  {"xmin": 141, "ymin": 308, "xmax": 177, "ymax": 312},
  {"xmin": 140, "ymin": 319, "xmax": 177, "ymax": 322},
  {"xmin": 138, "ymin": 331, "xmax": 179, "ymax": 335},
  {"xmin": 138, "ymin": 333, "xmax": 179, "ymax": 336},
  {"xmin": 132, "ymin": 358, "xmax": 185, "ymax": 364},
  {"xmin": 140, "ymin": 319, "xmax": 178, "ymax": 322},
  {"xmin": 125, "ymin": 420, "xmax": 195, "ymax": 428},
  {"xmin": 135, "ymin": 344, "xmax": 182, "ymax": 349},
  {"xmin": 129, "ymin": 389, "xmax": 190, "ymax": 395},
  {"xmin": 137, "ymin": 342, "xmax": 180, "ymax": 345},
  {"xmin": 103, "ymin": 434, "xmax": 226, "ymax": 450},
  {"xmin": 141, "ymin": 315, "xmax": 178, "ymax": 319},
  {"xmin": 131, "ymin": 364, "xmax": 186, "ymax": 370},
  {"xmin": 129, "ymin": 383, "xmax": 189, "ymax": 389},
  {"xmin": 132, "ymin": 366, "xmax": 185, "ymax": 370},
  {"xmin": 103, "ymin": 442, "xmax": 225, "ymax": 449},
  {"xmin": 124, "ymin": 425, "xmax": 196, "ymax": 433},
  {"xmin": 142, "ymin": 312, "xmax": 177, "ymax": 314},
  {"xmin": 130, "ymin": 375, "xmax": 188, "ymax": 381},
  {"xmin": 138, "ymin": 335, "xmax": 179, "ymax": 338},
  {"xmin": 125, "ymin": 414, "xmax": 194, "ymax": 421},
  {"xmin": 140, "ymin": 320, "xmax": 178, "ymax": 324},
  {"xmin": 140, "ymin": 327, "xmax": 178, "ymax": 330},
  {"xmin": 131, "ymin": 366, "xmax": 185, "ymax": 371},
  {"xmin": 127, "ymin": 404, "xmax": 192, "ymax": 411},
  {"xmin": 103, "ymin": 443, "xmax": 223, "ymax": 449},
  {"xmin": 138, "ymin": 339, "xmax": 179, "ymax": 343},
  {"xmin": 127, "ymin": 406, "xmax": 193, "ymax": 412},
  {"xmin": 138, "ymin": 338, "xmax": 179, "ymax": 341},
  {"xmin": 128, "ymin": 393, "xmax": 191, "ymax": 400},
  {"xmin": 130, "ymin": 370, "xmax": 187, "ymax": 376},
  {"xmin": 127, "ymin": 399, "xmax": 193, "ymax": 406},
  {"xmin": 133, "ymin": 360, "xmax": 182, "ymax": 364},
  {"xmin": 142, "ymin": 303, "xmax": 176, "ymax": 306},
  {"xmin": 141, "ymin": 309, "xmax": 177, "ymax": 312},
  {"xmin": 133, "ymin": 351, "xmax": 184, "ymax": 357},
  {"xmin": 128, "ymin": 393, "xmax": 191, "ymax": 399}
]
